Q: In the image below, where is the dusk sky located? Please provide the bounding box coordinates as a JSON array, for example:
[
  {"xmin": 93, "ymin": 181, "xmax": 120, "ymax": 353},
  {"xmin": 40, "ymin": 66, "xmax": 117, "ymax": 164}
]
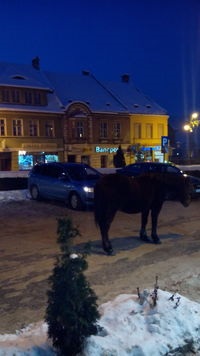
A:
[{"xmin": 0, "ymin": 0, "xmax": 199, "ymax": 130}]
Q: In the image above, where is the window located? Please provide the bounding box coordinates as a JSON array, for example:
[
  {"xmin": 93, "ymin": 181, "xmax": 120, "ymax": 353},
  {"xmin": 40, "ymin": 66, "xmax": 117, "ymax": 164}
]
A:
[
  {"xmin": 158, "ymin": 124, "xmax": 164, "ymax": 138},
  {"xmin": 100, "ymin": 121, "xmax": 108, "ymax": 138},
  {"xmin": 29, "ymin": 119, "xmax": 39, "ymax": 136},
  {"xmin": 0, "ymin": 119, "xmax": 5, "ymax": 136},
  {"xmin": 12, "ymin": 90, "xmax": 20, "ymax": 103},
  {"xmin": 113, "ymin": 122, "xmax": 121, "ymax": 138},
  {"xmin": 146, "ymin": 124, "xmax": 153, "ymax": 138},
  {"xmin": 2, "ymin": 89, "xmax": 10, "ymax": 102},
  {"xmin": 134, "ymin": 123, "xmax": 141, "ymax": 139},
  {"xmin": 13, "ymin": 119, "xmax": 23, "ymax": 136},
  {"xmin": 71, "ymin": 120, "xmax": 87, "ymax": 139},
  {"xmin": 25, "ymin": 91, "xmax": 32, "ymax": 104},
  {"xmin": 76, "ymin": 121, "xmax": 84, "ymax": 138},
  {"xmin": 45, "ymin": 120, "xmax": 54, "ymax": 137},
  {"xmin": 34, "ymin": 92, "xmax": 41, "ymax": 105},
  {"xmin": 101, "ymin": 155, "xmax": 108, "ymax": 168}
]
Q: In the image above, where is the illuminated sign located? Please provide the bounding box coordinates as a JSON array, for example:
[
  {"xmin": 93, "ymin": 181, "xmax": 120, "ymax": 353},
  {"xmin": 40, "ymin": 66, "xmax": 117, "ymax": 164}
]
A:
[{"xmin": 95, "ymin": 146, "xmax": 118, "ymax": 154}]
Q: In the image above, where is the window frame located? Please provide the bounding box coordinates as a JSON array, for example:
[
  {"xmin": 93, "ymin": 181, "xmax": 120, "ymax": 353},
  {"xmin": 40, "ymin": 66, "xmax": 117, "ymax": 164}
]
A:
[
  {"xmin": 12, "ymin": 119, "xmax": 23, "ymax": 136},
  {"xmin": 100, "ymin": 121, "xmax": 108, "ymax": 139},
  {"xmin": 29, "ymin": 119, "xmax": 39, "ymax": 137}
]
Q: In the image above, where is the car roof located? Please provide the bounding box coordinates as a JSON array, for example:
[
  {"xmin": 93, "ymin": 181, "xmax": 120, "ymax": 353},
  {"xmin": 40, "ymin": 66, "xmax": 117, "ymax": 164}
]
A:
[
  {"xmin": 126, "ymin": 162, "xmax": 177, "ymax": 168},
  {"xmin": 35, "ymin": 162, "xmax": 90, "ymax": 167}
]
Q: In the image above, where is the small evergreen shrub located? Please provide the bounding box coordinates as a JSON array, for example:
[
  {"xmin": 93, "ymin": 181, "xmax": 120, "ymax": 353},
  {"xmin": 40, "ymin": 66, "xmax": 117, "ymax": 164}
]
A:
[
  {"xmin": 45, "ymin": 216, "xmax": 100, "ymax": 356},
  {"xmin": 113, "ymin": 145, "xmax": 126, "ymax": 167}
]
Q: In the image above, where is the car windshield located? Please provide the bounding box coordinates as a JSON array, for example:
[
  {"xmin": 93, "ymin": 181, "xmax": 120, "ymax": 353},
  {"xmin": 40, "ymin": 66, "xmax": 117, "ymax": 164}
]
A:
[{"xmin": 65, "ymin": 165, "xmax": 100, "ymax": 181}]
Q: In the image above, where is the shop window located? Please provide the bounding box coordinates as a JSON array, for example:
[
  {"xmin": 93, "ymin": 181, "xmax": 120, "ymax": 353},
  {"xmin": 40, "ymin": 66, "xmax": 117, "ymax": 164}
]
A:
[
  {"xmin": 101, "ymin": 155, "xmax": 107, "ymax": 168},
  {"xmin": 45, "ymin": 154, "xmax": 58, "ymax": 163},
  {"xmin": 0, "ymin": 152, "xmax": 11, "ymax": 170},
  {"xmin": 29, "ymin": 119, "xmax": 39, "ymax": 136},
  {"xmin": 18, "ymin": 154, "xmax": 33, "ymax": 170},
  {"xmin": 81, "ymin": 155, "xmax": 90, "ymax": 165},
  {"xmin": 13, "ymin": 119, "xmax": 23, "ymax": 136},
  {"xmin": 68, "ymin": 155, "xmax": 76, "ymax": 162}
]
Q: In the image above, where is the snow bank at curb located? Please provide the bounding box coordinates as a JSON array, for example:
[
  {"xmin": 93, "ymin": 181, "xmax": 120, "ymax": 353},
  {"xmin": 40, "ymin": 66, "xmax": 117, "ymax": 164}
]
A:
[{"xmin": 0, "ymin": 190, "xmax": 30, "ymax": 202}]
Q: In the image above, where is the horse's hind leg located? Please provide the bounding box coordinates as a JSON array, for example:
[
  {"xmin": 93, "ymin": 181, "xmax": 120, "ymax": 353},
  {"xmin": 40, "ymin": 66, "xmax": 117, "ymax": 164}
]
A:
[
  {"xmin": 140, "ymin": 210, "xmax": 151, "ymax": 242},
  {"xmin": 151, "ymin": 206, "xmax": 162, "ymax": 244}
]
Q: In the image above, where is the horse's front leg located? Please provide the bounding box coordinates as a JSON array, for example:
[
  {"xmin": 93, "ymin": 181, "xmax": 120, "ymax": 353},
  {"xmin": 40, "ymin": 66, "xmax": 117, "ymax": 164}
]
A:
[
  {"xmin": 140, "ymin": 210, "xmax": 151, "ymax": 242},
  {"xmin": 151, "ymin": 204, "xmax": 163, "ymax": 244},
  {"xmin": 100, "ymin": 209, "xmax": 117, "ymax": 255},
  {"xmin": 100, "ymin": 223, "xmax": 113, "ymax": 255}
]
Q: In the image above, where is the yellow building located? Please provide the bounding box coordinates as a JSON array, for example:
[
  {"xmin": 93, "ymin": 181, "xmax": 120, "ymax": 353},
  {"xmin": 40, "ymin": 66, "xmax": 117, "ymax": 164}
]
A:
[
  {"xmin": 52, "ymin": 72, "xmax": 169, "ymax": 167},
  {"xmin": 0, "ymin": 60, "xmax": 169, "ymax": 170}
]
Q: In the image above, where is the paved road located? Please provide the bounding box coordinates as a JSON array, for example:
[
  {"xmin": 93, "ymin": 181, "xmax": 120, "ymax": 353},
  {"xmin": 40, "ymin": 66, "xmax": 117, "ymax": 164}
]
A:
[{"xmin": 0, "ymin": 198, "xmax": 200, "ymax": 333}]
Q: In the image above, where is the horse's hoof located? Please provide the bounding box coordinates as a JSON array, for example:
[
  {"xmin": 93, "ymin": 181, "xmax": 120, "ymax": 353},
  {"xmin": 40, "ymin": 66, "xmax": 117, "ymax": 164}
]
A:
[
  {"xmin": 153, "ymin": 238, "xmax": 162, "ymax": 244},
  {"xmin": 140, "ymin": 236, "xmax": 151, "ymax": 243},
  {"xmin": 105, "ymin": 248, "xmax": 114, "ymax": 256}
]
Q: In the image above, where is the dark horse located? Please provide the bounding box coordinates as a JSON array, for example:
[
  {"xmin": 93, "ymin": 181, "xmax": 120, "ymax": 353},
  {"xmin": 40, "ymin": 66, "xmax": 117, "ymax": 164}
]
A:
[{"xmin": 94, "ymin": 172, "xmax": 191, "ymax": 255}]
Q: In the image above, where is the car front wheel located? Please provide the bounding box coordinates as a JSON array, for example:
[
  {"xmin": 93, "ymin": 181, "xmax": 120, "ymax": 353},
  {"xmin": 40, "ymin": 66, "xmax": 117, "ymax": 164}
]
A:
[
  {"xmin": 69, "ymin": 192, "xmax": 83, "ymax": 210},
  {"xmin": 30, "ymin": 185, "xmax": 40, "ymax": 200}
]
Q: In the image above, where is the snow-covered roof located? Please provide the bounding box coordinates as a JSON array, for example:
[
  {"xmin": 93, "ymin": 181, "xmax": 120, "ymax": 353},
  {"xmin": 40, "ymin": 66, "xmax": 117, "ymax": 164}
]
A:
[
  {"xmin": 102, "ymin": 79, "xmax": 167, "ymax": 115},
  {"xmin": 0, "ymin": 62, "xmax": 52, "ymax": 90},
  {"xmin": 0, "ymin": 62, "xmax": 63, "ymax": 113},
  {"xmin": 0, "ymin": 61, "xmax": 168, "ymax": 116},
  {"xmin": 45, "ymin": 71, "xmax": 167, "ymax": 115},
  {"xmin": 44, "ymin": 71, "xmax": 128, "ymax": 114}
]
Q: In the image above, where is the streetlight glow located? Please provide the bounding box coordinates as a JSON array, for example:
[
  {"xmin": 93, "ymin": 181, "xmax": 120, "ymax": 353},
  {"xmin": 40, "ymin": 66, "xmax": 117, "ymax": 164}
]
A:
[
  {"xmin": 183, "ymin": 123, "xmax": 192, "ymax": 132},
  {"xmin": 183, "ymin": 111, "xmax": 199, "ymax": 132},
  {"xmin": 191, "ymin": 112, "xmax": 198, "ymax": 119}
]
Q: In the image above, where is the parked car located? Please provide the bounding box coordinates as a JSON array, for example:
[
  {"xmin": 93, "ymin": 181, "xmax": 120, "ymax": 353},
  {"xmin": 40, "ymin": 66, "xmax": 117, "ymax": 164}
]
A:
[
  {"xmin": 117, "ymin": 162, "xmax": 200, "ymax": 199},
  {"xmin": 28, "ymin": 162, "xmax": 102, "ymax": 210}
]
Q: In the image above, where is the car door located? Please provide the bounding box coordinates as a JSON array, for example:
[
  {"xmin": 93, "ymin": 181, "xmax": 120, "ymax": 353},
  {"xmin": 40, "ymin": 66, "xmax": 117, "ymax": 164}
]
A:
[{"xmin": 43, "ymin": 165, "xmax": 71, "ymax": 200}]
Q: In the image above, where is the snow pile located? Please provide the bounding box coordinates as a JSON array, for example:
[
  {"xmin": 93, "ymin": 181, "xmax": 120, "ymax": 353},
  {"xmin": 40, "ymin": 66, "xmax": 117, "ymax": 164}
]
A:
[
  {"xmin": 0, "ymin": 289, "xmax": 200, "ymax": 355},
  {"xmin": 0, "ymin": 190, "xmax": 29, "ymax": 202}
]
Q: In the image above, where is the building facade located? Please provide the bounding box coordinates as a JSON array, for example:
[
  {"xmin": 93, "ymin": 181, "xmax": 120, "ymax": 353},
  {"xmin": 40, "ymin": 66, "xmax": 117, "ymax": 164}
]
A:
[{"xmin": 0, "ymin": 59, "xmax": 168, "ymax": 170}]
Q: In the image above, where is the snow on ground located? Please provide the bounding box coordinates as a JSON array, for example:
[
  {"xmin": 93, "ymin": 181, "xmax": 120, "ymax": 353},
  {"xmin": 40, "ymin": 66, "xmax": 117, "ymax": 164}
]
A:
[
  {"xmin": 0, "ymin": 289, "xmax": 200, "ymax": 355},
  {"xmin": 0, "ymin": 188, "xmax": 200, "ymax": 355},
  {"xmin": 0, "ymin": 189, "xmax": 29, "ymax": 202}
]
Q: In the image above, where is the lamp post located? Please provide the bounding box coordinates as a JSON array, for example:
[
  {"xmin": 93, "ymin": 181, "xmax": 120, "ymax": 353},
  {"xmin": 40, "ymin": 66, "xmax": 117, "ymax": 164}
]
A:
[
  {"xmin": 183, "ymin": 123, "xmax": 191, "ymax": 162},
  {"xmin": 183, "ymin": 112, "xmax": 199, "ymax": 163}
]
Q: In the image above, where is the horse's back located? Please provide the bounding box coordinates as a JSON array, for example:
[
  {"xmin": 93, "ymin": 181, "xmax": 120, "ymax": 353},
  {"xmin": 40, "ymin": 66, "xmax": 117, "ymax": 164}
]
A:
[{"xmin": 94, "ymin": 173, "xmax": 155, "ymax": 221}]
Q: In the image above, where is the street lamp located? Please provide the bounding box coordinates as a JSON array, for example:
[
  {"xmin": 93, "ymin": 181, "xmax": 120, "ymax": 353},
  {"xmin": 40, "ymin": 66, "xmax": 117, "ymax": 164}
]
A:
[
  {"xmin": 183, "ymin": 112, "xmax": 199, "ymax": 132},
  {"xmin": 183, "ymin": 122, "xmax": 192, "ymax": 132},
  {"xmin": 183, "ymin": 112, "xmax": 199, "ymax": 162}
]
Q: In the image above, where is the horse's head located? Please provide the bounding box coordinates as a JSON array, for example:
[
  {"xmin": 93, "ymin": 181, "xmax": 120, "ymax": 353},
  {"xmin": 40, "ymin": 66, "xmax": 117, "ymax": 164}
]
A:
[{"xmin": 178, "ymin": 175, "xmax": 192, "ymax": 207}]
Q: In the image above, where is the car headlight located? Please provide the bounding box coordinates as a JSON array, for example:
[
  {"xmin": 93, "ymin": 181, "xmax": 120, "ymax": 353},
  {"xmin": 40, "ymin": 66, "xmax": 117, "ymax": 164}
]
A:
[{"xmin": 83, "ymin": 186, "xmax": 94, "ymax": 193}]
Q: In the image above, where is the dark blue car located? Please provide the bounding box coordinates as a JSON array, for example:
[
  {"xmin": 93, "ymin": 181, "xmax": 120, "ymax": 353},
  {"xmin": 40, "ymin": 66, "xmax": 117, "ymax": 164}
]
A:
[
  {"xmin": 117, "ymin": 162, "xmax": 200, "ymax": 198},
  {"xmin": 28, "ymin": 162, "xmax": 102, "ymax": 210}
]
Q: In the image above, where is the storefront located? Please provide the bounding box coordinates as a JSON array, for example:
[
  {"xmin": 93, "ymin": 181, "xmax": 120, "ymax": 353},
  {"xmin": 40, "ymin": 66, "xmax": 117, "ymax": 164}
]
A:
[{"xmin": 18, "ymin": 151, "xmax": 60, "ymax": 170}]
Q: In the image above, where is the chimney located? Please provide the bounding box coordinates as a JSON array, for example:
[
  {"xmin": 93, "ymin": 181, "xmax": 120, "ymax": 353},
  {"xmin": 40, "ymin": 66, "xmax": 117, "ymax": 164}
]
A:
[
  {"xmin": 121, "ymin": 74, "xmax": 130, "ymax": 83},
  {"xmin": 32, "ymin": 56, "xmax": 40, "ymax": 70},
  {"xmin": 82, "ymin": 70, "xmax": 90, "ymax": 76}
]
